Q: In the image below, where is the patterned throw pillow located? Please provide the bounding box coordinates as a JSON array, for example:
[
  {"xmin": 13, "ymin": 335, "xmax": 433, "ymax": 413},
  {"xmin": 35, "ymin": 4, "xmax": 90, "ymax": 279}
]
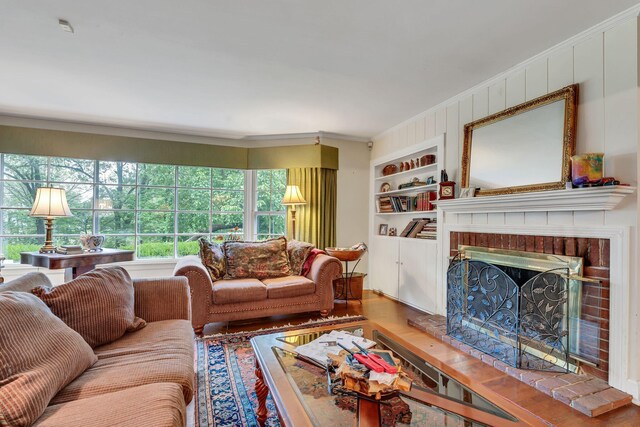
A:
[
  {"xmin": 0, "ymin": 291, "xmax": 97, "ymax": 427},
  {"xmin": 223, "ymin": 237, "xmax": 292, "ymax": 280},
  {"xmin": 198, "ymin": 237, "xmax": 226, "ymax": 281},
  {"xmin": 32, "ymin": 266, "xmax": 146, "ymax": 348},
  {"xmin": 287, "ymin": 240, "xmax": 315, "ymax": 275}
]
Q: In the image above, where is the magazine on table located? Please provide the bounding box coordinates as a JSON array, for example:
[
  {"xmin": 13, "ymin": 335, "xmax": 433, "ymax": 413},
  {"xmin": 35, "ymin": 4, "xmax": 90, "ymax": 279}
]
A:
[{"xmin": 294, "ymin": 330, "xmax": 376, "ymax": 367}]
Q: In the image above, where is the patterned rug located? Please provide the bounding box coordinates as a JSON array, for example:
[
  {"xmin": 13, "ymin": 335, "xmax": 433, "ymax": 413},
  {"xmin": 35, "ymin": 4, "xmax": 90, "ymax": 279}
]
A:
[{"xmin": 193, "ymin": 315, "xmax": 367, "ymax": 427}]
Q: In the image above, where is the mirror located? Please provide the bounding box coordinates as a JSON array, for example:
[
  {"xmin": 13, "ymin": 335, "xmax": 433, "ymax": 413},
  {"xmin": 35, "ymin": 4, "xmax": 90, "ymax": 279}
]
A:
[{"xmin": 461, "ymin": 84, "xmax": 577, "ymax": 196}]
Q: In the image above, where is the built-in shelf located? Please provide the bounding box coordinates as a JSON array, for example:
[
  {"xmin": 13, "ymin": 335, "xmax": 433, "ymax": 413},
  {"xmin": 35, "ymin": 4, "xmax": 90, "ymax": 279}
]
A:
[
  {"xmin": 374, "ymin": 163, "xmax": 438, "ymax": 181},
  {"xmin": 375, "ymin": 210, "xmax": 437, "ymax": 216},
  {"xmin": 375, "ymin": 183, "xmax": 437, "ymax": 196},
  {"xmin": 436, "ymin": 186, "xmax": 636, "ymax": 214}
]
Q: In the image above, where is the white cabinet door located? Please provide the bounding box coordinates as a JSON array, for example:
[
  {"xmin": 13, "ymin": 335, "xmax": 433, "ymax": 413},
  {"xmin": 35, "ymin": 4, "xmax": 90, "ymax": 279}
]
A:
[
  {"xmin": 398, "ymin": 239, "xmax": 437, "ymax": 313},
  {"xmin": 369, "ymin": 236, "xmax": 399, "ymax": 298}
]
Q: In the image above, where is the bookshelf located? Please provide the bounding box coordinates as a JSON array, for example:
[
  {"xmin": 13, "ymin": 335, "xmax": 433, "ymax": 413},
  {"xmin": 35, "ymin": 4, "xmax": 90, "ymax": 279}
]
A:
[{"xmin": 368, "ymin": 134, "xmax": 445, "ymax": 314}]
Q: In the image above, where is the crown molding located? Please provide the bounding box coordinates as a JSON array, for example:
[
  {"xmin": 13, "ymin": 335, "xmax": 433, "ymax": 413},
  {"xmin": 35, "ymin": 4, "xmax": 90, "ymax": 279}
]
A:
[
  {"xmin": 373, "ymin": 4, "xmax": 640, "ymax": 141},
  {"xmin": 242, "ymin": 130, "xmax": 371, "ymax": 143}
]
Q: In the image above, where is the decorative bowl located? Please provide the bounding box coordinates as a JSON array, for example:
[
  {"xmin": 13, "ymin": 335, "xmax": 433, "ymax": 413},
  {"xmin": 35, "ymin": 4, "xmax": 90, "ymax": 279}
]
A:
[
  {"xmin": 382, "ymin": 164, "xmax": 398, "ymax": 176},
  {"xmin": 80, "ymin": 234, "xmax": 105, "ymax": 252},
  {"xmin": 325, "ymin": 248, "xmax": 366, "ymax": 262}
]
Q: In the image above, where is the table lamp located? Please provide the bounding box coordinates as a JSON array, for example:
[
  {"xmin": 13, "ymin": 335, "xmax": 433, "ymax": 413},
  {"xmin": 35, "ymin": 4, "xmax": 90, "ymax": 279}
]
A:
[
  {"xmin": 281, "ymin": 185, "xmax": 306, "ymax": 240},
  {"xmin": 29, "ymin": 187, "xmax": 73, "ymax": 253}
]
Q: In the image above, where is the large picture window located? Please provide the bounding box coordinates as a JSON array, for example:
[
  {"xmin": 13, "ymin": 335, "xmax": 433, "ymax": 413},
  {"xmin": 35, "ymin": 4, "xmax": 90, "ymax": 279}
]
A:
[{"xmin": 0, "ymin": 153, "xmax": 286, "ymax": 262}]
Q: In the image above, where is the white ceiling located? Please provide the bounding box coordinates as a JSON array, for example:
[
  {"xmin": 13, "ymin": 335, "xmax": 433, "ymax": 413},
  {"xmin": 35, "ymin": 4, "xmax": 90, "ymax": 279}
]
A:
[{"xmin": 0, "ymin": 1, "xmax": 638, "ymax": 139}]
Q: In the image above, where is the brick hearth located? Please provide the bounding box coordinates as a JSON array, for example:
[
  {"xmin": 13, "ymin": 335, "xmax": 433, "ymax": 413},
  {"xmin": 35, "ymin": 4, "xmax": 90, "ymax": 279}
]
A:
[
  {"xmin": 408, "ymin": 314, "xmax": 632, "ymax": 417},
  {"xmin": 450, "ymin": 231, "xmax": 610, "ymax": 381}
]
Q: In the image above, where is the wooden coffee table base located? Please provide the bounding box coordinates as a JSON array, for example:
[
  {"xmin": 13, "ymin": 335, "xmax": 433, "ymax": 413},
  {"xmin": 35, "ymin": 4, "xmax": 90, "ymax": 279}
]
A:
[{"xmin": 255, "ymin": 360, "xmax": 269, "ymax": 426}]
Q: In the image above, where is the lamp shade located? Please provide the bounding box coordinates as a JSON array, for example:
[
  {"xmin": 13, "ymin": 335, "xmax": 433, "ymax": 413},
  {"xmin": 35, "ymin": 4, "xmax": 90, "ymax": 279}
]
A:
[
  {"xmin": 29, "ymin": 187, "xmax": 73, "ymax": 218},
  {"xmin": 281, "ymin": 185, "xmax": 306, "ymax": 206}
]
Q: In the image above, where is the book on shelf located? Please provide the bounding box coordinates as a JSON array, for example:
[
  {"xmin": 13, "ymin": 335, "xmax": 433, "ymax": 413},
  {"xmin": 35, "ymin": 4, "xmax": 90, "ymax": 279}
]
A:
[{"xmin": 377, "ymin": 192, "xmax": 438, "ymax": 213}]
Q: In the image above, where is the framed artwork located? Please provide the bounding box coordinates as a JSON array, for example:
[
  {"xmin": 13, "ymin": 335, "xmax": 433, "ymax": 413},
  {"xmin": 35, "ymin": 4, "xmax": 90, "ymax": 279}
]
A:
[{"xmin": 379, "ymin": 223, "xmax": 388, "ymax": 235}]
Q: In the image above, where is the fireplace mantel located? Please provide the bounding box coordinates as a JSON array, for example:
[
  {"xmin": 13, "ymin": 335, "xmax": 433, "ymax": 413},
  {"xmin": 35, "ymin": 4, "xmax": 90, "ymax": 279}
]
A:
[{"xmin": 435, "ymin": 186, "xmax": 635, "ymax": 214}]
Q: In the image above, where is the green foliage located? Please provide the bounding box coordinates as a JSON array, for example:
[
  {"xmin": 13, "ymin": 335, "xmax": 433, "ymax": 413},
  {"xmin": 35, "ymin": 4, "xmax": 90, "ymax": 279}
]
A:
[{"xmin": 5, "ymin": 243, "xmax": 41, "ymax": 262}]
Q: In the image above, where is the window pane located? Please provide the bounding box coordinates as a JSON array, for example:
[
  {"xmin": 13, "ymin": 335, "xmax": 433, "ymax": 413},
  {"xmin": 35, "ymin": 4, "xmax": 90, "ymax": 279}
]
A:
[
  {"xmin": 212, "ymin": 169, "xmax": 244, "ymax": 190},
  {"xmin": 58, "ymin": 183, "xmax": 93, "ymax": 209},
  {"xmin": 271, "ymin": 214, "xmax": 285, "ymax": 236},
  {"xmin": 257, "ymin": 214, "xmax": 270, "ymax": 234},
  {"xmin": 178, "ymin": 166, "xmax": 210, "ymax": 188},
  {"xmin": 3, "ymin": 154, "xmax": 48, "ymax": 181},
  {"xmin": 178, "ymin": 189, "xmax": 209, "ymax": 211},
  {"xmin": 2, "ymin": 237, "xmax": 43, "ymax": 262},
  {"xmin": 98, "ymin": 185, "xmax": 136, "ymax": 210},
  {"xmin": 99, "ymin": 161, "xmax": 136, "ymax": 185},
  {"xmin": 137, "ymin": 235, "xmax": 174, "ymax": 258},
  {"xmin": 211, "ymin": 213, "xmax": 242, "ymax": 235},
  {"xmin": 212, "ymin": 190, "xmax": 243, "ymax": 212},
  {"xmin": 256, "ymin": 188, "xmax": 271, "ymax": 212},
  {"xmin": 178, "ymin": 212, "xmax": 209, "ymax": 234},
  {"xmin": 98, "ymin": 211, "xmax": 135, "ymax": 234},
  {"xmin": 139, "ymin": 187, "xmax": 174, "ymax": 210},
  {"xmin": 49, "ymin": 157, "xmax": 94, "ymax": 183},
  {"xmin": 55, "ymin": 210, "xmax": 92, "ymax": 235},
  {"xmin": 138, "ymin": 212, "xmax": 175, "ymax": 234},
  {"xmin": 3, "ymin": 181, "xmax": 44, "ymax": 208},
  {"xmin": 138, "ymin": 163, "xmax": 175, "ymax": 186},
  {"xmin": 177, "ymin": 236, "xmax": 201, "ymax": 257},
  {"xmin": 3, "ymin": 209, "xmax": 40, "ymax": 235},
  {"xmin": 104, "ymin": 235, "xmax": 135, "ymax": 250}
]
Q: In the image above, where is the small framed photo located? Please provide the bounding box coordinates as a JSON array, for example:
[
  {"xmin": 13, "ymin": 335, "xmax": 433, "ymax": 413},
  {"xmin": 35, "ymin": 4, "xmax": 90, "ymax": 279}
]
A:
[
  {"xmin": 459, "ymin": 187, "xmax": 476, "ymax": 198},
  {"xmin": 379, "ymin": 223, "xmax": 389, "ymax": 235}
]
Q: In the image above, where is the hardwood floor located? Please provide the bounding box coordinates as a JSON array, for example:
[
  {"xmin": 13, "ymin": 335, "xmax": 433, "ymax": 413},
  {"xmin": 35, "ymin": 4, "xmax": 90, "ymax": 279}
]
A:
[{"xmin": 197, "ymin": 291, "xmax": 640, "ymax": 426}]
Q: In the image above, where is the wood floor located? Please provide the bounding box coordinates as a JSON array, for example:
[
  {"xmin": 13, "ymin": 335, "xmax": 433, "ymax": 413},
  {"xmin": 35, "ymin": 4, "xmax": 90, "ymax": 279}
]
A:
[{"xmin": 197, "ymin": 291, "xmax": 640, "ymax": 426}]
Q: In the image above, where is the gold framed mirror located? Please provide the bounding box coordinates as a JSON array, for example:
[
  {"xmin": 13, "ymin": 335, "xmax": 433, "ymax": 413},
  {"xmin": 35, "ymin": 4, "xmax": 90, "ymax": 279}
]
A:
[{"xmin": 461, "ymin": 84, "xmax": 578, "ymax": 196}]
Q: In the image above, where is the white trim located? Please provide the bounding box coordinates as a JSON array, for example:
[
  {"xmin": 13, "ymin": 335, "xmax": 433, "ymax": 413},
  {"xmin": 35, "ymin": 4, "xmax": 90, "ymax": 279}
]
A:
[
  {"xmin": 373, "ymin": 4, "xmax": 640, "ymax": 141},
  {"xmin": 440, "ymin": 223, "xmax": 633, "ymax": 398},
  {"xmin": 243, "ymin": 131, "xmax": 370, "ymax": 143}
]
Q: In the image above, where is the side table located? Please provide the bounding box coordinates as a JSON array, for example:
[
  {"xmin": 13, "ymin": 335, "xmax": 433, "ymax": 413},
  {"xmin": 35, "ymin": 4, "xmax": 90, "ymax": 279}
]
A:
[
  {"xmin": 325, "ymin": 248, "xmax": 366, "ymax": 305},
  {"xmin": 20, "ymin": 248, "xmax": 135, "ymax": 281}
]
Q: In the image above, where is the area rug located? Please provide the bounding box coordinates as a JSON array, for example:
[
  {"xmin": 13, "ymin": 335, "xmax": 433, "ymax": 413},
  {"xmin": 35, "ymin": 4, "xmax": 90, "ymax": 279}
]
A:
[{"xmin": 194, "ymin": 315, "xmax": 367, "ymax": 427}]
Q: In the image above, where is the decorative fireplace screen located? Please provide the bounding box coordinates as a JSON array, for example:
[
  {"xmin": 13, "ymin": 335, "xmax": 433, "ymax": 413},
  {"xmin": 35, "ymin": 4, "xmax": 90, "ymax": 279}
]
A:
[{"xmin": 446, "ymin": 246, "xmax": 584, "ymax": 372}]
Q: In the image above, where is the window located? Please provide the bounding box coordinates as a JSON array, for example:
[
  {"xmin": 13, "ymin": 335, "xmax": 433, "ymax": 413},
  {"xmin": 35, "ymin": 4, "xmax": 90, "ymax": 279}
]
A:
[
  {"xmin": 0, "ymin": 153, "xmax": 286, "ymax": 262},
  {"xmin": 254, "ymin": 169, "xmax": 287, "ymax": 240}
]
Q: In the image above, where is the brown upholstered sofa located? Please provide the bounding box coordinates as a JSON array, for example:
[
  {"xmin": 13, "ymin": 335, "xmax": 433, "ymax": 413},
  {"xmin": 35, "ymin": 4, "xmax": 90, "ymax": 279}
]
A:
[
  {"xmin": 173, "ymin": 253, "xmax": 342, "ymax": 333},
  {"xmin": 0, "ymin": 272, "xmax": 194, "ymax": 427}
]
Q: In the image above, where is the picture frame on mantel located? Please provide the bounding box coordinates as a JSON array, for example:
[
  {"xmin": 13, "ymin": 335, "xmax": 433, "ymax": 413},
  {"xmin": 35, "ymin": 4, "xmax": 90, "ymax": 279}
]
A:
[{"xmin": 461, "ymin": 84, "xmax": 578, "ymax": 197}]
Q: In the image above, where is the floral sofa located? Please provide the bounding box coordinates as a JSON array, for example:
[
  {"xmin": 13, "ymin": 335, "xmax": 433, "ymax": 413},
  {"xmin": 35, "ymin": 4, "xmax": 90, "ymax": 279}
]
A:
[{"xmin": 173, "ymin": 237, "xmax": 342, "ymax": 334}]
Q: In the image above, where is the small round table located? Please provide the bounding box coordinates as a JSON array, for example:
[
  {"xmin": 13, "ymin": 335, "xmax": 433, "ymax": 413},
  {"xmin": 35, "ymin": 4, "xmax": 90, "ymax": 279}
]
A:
[{"xmin": 325, "ymin": 248, "xmax": 366, "ymax": 304}]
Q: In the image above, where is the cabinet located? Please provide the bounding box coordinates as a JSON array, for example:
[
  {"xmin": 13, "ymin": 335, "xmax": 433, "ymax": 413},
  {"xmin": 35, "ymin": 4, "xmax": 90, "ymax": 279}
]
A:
[{"xmin": 368, "ymin": 134, "xmax": 444, "ymax": 314}]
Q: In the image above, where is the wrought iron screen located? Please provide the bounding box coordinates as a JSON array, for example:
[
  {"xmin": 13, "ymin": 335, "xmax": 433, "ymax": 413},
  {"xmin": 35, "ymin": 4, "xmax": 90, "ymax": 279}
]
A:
[{"xmin": 447, "ymin": 255, "xmax": 570, "ymax": 371}]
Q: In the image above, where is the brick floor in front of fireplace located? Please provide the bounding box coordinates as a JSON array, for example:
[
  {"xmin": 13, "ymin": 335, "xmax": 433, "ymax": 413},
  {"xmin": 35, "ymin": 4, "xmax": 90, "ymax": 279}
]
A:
[{"xmin": 408, "ymin": 313, "xmax": 632, "ymax": 417}]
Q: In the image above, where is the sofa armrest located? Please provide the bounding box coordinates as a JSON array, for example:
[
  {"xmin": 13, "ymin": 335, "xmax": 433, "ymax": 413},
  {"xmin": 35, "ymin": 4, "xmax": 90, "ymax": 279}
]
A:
[
  {"xmin": 306, "ymin": 254, "xmax": 342, "ymax": 309},
  {"xmin": 173, "ymin": 255, "xmax": 214, "ymax": 331},
  {"xmin": 133, "ymin": 276, "xmax": 191, "ymax": 322}
]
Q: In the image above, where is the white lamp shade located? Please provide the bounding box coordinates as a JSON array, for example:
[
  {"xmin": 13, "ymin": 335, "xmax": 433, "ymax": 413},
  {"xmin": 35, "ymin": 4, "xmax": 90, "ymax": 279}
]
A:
[
  {"xmin": 281, "ymin": 185, "xmax": 306, "ymax": 205},
  {"xmin": 29, "ymin": 187, "xmax": 73, "ymax": 218}
]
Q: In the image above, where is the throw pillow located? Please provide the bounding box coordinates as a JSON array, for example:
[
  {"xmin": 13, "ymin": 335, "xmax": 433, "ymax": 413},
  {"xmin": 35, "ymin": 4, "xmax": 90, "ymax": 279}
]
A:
[
  {"xmin": 0, "ymin": 291, "xmax": 97, "ymax": 427},
  {"xmin": 287, "ymin": 240, "xmax": 315, "ymax": 275},
  {"xmin": 223, "ymin": 237, "xmax": 292, "ymax": 280},
  {"xmin": 32, "ymin": 266, "xmax": 146, "ymax": 348},
  {"xmin": 198, "ymin": 237, "xmax": 226, "ymax": 281}
]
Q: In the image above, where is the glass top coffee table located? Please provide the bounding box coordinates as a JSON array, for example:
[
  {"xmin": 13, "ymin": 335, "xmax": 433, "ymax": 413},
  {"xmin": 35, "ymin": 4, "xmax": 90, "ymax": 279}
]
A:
[{"xmin": 250, "ymin": 320, "xmax": 529, "ymax": 427}]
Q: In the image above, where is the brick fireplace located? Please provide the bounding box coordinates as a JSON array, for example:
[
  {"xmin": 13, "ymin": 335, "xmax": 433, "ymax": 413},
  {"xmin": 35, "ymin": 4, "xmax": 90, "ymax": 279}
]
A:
[{"xmin": 449, "ymin": 231, "xmax": 610, "ymax": 380}]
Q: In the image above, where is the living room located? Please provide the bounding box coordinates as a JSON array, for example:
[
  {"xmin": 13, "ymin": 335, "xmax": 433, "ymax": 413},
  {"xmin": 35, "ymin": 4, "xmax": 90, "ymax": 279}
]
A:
[{"xmin": 1, "ymin": 2, "xmax": 639, "ymax": 426}]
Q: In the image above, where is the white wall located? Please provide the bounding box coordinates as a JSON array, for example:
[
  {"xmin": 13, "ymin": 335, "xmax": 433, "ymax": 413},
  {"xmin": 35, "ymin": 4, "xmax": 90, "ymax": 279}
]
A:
[{"xmin": 371, "ymin": 14, "xmax": 639, "ymax": 396}]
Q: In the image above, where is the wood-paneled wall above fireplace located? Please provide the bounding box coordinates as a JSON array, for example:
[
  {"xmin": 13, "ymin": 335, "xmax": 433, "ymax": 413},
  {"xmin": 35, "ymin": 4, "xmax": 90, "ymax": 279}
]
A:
[{"xmin": 450, "ymin": 231, "xmax": 610, "ymax": 381}]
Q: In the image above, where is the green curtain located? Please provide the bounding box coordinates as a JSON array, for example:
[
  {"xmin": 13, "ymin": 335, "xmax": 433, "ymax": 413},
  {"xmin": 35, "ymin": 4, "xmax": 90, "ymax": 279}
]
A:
[{"xmin": 286, "ymin": 168, "xmax": 337, "ymax": 249}]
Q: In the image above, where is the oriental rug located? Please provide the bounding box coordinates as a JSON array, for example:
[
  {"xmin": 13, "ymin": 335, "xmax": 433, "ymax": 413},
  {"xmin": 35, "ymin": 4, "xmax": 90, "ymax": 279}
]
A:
[{"xmin": 193, "ymin": 315, "xmax": 366, "ymax": 427}]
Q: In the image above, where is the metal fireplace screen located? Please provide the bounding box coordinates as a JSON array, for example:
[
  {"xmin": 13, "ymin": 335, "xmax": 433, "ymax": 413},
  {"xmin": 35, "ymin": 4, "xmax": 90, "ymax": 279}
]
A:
[{"xmin": 447, "ymin": 255, "xmax": 571, "ymax": 372}]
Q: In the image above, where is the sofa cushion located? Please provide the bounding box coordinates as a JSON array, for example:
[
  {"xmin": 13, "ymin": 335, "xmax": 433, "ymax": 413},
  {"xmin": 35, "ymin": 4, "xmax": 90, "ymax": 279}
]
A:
[
  {"xmin": 32, "ymin": 266, "xmax": 147, "ymax": 348},
  {"xmin": 0, "ymin": 272, "xmax": 52, "ymax": 293},
  {"xmin": 198, "ymin": 237, "xmax": 226, "ymax": 281},
  {"xmin": 51, "ymin": 324, "xmax": 194, "ymax": 405},
  {"xmin": 212, "ymin": 278, "xmax": 267, "ymax": 304},
  {"xmin": 263, "ymin": 276, "xmax": 315, "ymax": 299},
  {"xmin": 287, "ymin": 240, "xmax": 315, "ymax": 275},
  {"xmin": 223, "ymin": 237, "xmax": 292, "ymax": 280},
  {"xmin": 34, "ymin": 383, "xmax": 186, "ymax": 427},
  {"xmin": 0, "ymin": 291, "xmax": 97, "ymax": 427}
]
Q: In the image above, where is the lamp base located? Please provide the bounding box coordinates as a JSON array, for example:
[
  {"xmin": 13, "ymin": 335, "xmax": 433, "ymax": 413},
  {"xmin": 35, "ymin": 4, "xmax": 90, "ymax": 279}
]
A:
[
  {"xmin": 39, "ymin": 217, "xmax": 57, "ymax": 253},
  {"xmin": 39, "ymin": 244, "xmax": 57, "ymax": 254}
]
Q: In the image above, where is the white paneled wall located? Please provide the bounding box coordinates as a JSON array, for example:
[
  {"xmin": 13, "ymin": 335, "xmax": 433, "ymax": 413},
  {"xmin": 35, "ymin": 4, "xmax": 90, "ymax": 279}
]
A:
[{"xmin": 371, "ymin": 16, "xmax": 640, "ymax": 397}]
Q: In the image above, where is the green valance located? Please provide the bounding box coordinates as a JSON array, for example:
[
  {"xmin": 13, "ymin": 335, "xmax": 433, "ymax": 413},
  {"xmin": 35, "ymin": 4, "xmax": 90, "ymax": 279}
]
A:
[{"xmin": 0, "ymin": 125, "xmax": 339, "ymax": 170}]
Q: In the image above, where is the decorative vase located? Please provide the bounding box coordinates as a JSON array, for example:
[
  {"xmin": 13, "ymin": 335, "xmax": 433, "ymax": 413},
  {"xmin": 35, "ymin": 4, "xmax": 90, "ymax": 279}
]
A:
[{"xmin": 571, "ymin": 153, "xmax": 604, "ymax": 187}]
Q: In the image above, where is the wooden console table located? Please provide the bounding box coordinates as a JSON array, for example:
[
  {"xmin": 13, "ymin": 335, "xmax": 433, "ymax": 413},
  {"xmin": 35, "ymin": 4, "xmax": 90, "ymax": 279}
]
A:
[{"xmin": 20, "ymin": 249, "xmax": 135, "ymax": 281}]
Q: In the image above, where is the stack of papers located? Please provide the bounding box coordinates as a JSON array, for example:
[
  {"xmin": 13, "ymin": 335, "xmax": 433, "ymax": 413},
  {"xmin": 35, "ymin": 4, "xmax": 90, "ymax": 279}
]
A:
[{"xmin": 295, "ymin": 330, "xmax": 375, "ymax": 367}]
